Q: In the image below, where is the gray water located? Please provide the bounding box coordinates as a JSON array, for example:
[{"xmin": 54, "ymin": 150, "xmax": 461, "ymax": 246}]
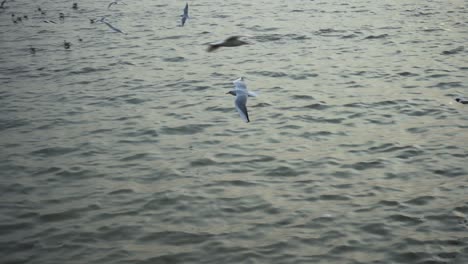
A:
[{"xmin": 1, "ymin": 0, "xmax": 468, "ymax": 263}]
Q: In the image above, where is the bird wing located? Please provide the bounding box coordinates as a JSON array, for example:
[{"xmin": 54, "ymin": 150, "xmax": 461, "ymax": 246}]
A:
[
  {"xmin": 225, "ymin": 36, "xmax": 240, "ymax": 42},
  {"xmin": 235, "ymin": 93, "xmax": 250, "ymax": 123},
  {"xmin": 233, "ymin": 77, "xmax": 247, "ymax": 91},
  {"xmin": 184, "ymin": 3, "xmax": 189, "ymax": 16},
  {"xmin": 104, "ymin": 21, "xmax": 124, "ymax": 33},
  {"xmin": 247, "ymin": 91, "xmax": 258, "ymax": 97}
]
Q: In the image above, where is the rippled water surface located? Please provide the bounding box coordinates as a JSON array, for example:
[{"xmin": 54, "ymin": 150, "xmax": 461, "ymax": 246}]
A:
[{"xmin": 1, "ymin": 0, "xmax": 468, "ymax": 263}]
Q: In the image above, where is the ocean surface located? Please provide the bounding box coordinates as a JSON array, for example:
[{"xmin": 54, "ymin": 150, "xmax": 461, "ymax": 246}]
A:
[{"xmin": 1, "ymin": 0, "xmax": 468, "ymax": 263}]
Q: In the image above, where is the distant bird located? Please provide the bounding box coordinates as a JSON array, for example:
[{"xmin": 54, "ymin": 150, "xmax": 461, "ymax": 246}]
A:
[
  {"xmin": 37, "ymin": 7, "xmax": 46, "ymax": 15},
  {"xmin": 72, "ymin": 3, "xmax": 78, "ymax": 10},
  {"xmin": 455, "ymin": 97, "xmax": 468, "ymax": 104},
  {"xmin": 207, "ymin": 36, "xmax": 250, "ymax": 52},
  {"xmin": 78, "ymin": 37, "xmax": 83, "ymax": 42},
  {"xmin": 226, "ymin": 77, "xmax": 257, "ymax": 123},
  {"xmin": 108, "ymin": 1, "xmax": 126, "ymax": 9},
  {"xmin": 0, "ymin": 0, "xmax": 7, "ymax": 9},
  {"xmin": 181, "ymin": 3, "xmax": 189, "ymax": 26},
  {"xmin": 64, "ymin": 40, "xmax": 71, "ymax": 49},
  {"xmin": 23, "ymin": 15, "xmax": 28, "ymax": 19},
  {"xmin": 43, "ymin": 20, "xmax": 57, "ymax": 24},
  {"xmin": 99, "ymin": 17, "xmax": 126, "ymax": 34},
  {"xmin": 89, "ymin": 18, "xmax": 95, "ymax": 24}
]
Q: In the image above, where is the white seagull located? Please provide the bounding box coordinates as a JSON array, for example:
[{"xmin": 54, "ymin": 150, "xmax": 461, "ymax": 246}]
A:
[
  {"xmin": 226, "ymin": 77, "xmax": 257, "ymax": 123},
  {"xmin": 99, "ymin": 17, "xmax": 126, "ymax": 34},
  {"xmin": 181, "ymin": 3, "xmax": 189, "ymax": 26}
]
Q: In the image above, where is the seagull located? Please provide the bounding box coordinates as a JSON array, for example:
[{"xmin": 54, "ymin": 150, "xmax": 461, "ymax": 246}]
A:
[
  {"xmin": 181, "ymin": 3, "xmax": 189, "ymax": 26},
  {"xmin": 108, "ymin": 1, "xmax": 126, "ymax": 9},
  {"xmin": 64, "ymin": 40, "xmax": 71, "ymax": 49},
  {"xmin": 0, "ymin": 0, "xmax": 7, "ymax": 9},
  {"xmin": 99, "ymin": 17, "xmax": 126, "ymax": 34},
  {"xmin": 37, "ymin": 7, "xmax": 46, "ymax": 15},
  {"xmin": 455, "ymin": 97, "xmax": 468, "ymax": 104},
  {"xmin": 226, "ymin": 77, "xmax": 257, "ymax": 123},
  {"xmin": 207, "ymin": 36, "xmax": 250, "ymax": 52}
]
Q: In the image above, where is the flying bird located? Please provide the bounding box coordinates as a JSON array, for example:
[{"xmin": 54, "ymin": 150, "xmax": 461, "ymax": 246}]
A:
[
  {"xmin": 226, "ymin": 77, "xmax": 257, "ymax": 123},
  {"xmin": 99, "ymin": 17, "xmax": 126, "ymax": 34},
  {"xmin": 37, "ymin": 7, "xmax": 46, "ymax": 15},
  {"xmin": 108, "ymin": 1, "xmax": 126, "ymax": 9},
  {"xmin": 181, "ymin": 3, "xmax": 189, "ymax": 26},
  {"xmin": 207, "ymin": 36, "xmax": 250, "ymax": 52},
  {"xmin": 64, "ymin": 40, "xmax": 71, "ymax": 49}
]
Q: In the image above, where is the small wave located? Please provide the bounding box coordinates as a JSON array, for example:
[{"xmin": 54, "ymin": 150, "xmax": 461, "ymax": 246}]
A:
[
  {"xmin": 163, "ymin": 56, "xmax": 185, "ymax": 62},
  {"xmin": 262, "ymin": 166, "xmax": 306, "ymax": 177},
  {"xmin": 363, "ymin": 34, "xmax": 389, "ymax": 40},
  {"xmin": 160, "ymin": 124, "xmax": 211, "ymax": 135},
  {"xmin": 441, "ymin": 46, "xmax": 464, "ymax": 55},
  {"xmin": 387, "ymin": 214, "xmax": 424, "ymax": 225},
  {"xmin": 404, "ymin": 196, "xmax": 436, "ymax": 206},
  {"xmin": 190, "ymin": 158, "xmax": 218, "ymax": 167},
  {"xmin": 69, "ymin": 67, "xmax": 110, "ymax": 75},
  {"xmin": 31, "ymin": 147, "xmax": 77, "ymax": 157}
]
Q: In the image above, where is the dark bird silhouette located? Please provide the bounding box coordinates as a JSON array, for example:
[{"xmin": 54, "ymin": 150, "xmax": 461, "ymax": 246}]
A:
[
  {"xmin": 181, "ymin": 3, "xmax": 189, "ymax": 26},
  {"xmin": 207, "ymin": 36, "xmax": 250, "ymax": 52},
  {"xmin": 64, "ymin": 40, "xmax": 71, "ymax": 49}
]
